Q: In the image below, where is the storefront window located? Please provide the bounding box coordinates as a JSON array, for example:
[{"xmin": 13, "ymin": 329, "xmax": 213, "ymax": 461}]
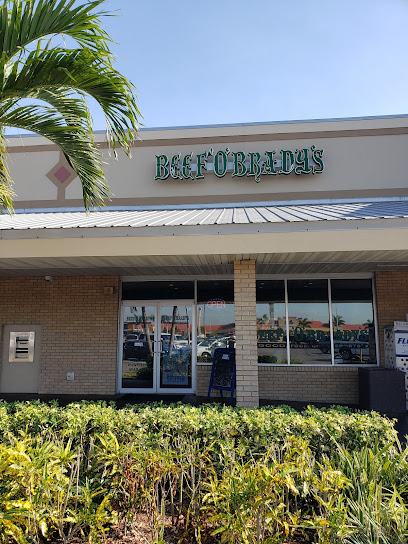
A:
[
  {"xmin": 287, "ymin": 279, "xmax": 331, "ymax": 365},
  {"xmin": 256, "ymin": 277, "xmax": 377, "ymax": 365},
  {"xmin": 197, "ymin": 281, "xmax": 234, "ymax": 362},
  {"xmin": 331, "ymin": 279, "xmax": 376, "ymax": 364},
  {"xmin": 256, "ymin": 281, "xmax": 287, "ymax": 363}
]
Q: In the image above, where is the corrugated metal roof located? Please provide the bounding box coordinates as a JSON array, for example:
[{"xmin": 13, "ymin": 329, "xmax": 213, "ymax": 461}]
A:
[{"xmin": 1, "ymin": 200, "xmax": 408, "ymax": 230}]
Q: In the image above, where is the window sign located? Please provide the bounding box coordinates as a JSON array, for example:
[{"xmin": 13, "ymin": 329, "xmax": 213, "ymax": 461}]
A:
[
  {"xmin": 155, "ymin": 146, "xmax": 324, "ymax": 181},
  {"xmin": 207, "ymin": 298, "xmax": 226, "ymax": 309},
  {"xmin": 395, "ymin": 330, "xmax": 408, "ymax": 357}
]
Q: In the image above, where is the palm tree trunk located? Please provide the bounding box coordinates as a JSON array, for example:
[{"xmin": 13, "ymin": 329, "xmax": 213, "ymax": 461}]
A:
[
  {"xmin": 142, "ymin": 306, "xmax": 153, "ymax": 357},
  {"xmin": 169, "ymin": 305, "xmax": 178, "ymax": 356}
]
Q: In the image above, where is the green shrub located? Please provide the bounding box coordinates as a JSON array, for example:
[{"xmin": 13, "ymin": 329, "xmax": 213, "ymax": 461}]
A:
[{"xmin": 0, "ymin": 401, "xmax": 402, "ymax": 543}]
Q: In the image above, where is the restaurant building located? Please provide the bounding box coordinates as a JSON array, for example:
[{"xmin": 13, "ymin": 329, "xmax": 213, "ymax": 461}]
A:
[{"xmin": 1, "ymin": 114, "xmax": 408, "ymax": 407}]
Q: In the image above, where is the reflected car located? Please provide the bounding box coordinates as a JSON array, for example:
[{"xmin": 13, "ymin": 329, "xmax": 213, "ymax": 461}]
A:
[
  {"xmin": 318, "ymin": 339, "xmax": 369, "ymax": 361},
  {"xmin": 160, "ymin": 333, "xmax": 189, "ymax": 347},
  {"xmin": 197, "ymin": 337, "xmax": 233, "ymax": 361},
  {"xmin": 123, "ymin": 334, "xmax": 154, "ymax": 360}
]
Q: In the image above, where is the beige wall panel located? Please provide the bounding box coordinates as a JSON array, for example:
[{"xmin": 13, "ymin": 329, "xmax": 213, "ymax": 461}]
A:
[
  {"xmin": 65, "ymin": 177, "xmax": 85, "ymax": 200},
  {"xmin": 7, "ymin": 117, "xmax": 408, "ymax": 207},
  {"xmin": 61, "ymin": 134, "xmax": 408, "ymax": 203},
  {"xmin": 1, "ymin": 228, "xmax": 408, "ymax": 260},
  {"xmin": 8, "ymin": 150, "xmax": 59, "ymax": 201}
]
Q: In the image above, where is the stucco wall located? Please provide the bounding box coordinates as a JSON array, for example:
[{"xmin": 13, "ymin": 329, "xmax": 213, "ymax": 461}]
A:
[{"xmin": 8, "ymin": 116, "xmax": 408, "ymax": 208}]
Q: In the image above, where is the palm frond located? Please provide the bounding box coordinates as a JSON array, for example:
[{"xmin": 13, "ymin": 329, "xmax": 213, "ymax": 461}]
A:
[
  {"xmin": 25, "ymin": 88, "xmax": 93, "ymax": 131},
  {"xmin": 0, "ymin": 104, "xmax": 109, "ymax": 210},
  {"xmin": 0, "ymin": 128, "xmax": 15, "ymax": 213},
  {"xmin": 0, "ymin": 0, "xmax": 141, "ymax": 212},
  {"xmin": 1, "ymin": 47, "xmax": 140, "ymax": 153},
  {"xmin": 0, "ymin": 0, "xmax": 111, "ymax": 61}
]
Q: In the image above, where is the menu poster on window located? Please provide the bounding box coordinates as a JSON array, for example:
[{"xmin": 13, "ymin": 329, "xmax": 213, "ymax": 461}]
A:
[
  {"xmin": 395, "ymin": 330, "xmax": 408, "ymax": 357},
  {"xmin": 162, "ymin": 356, "xmax": 189, "ymax": 386}
]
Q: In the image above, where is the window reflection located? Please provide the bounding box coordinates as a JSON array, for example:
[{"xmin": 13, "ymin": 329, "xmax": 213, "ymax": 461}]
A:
[
  {"xmin": 256, "ymin": 278, "xmax": 377, "ymax": 366},
  {"xmin": 287, "ymin": 279, "xmax": 331, "ymax": 365},
  {"xmin": 160, "ymin": 305, "xmax": 192, "ymax": 388},
  {"xmin": 331, "ymin": 279, "xmax": 376, "ymax": 364},
  {"xmin": 256, "ymin": 281, "xmax": 287, "ymax": 363},
  {"xmin": 197, "ymin": 281, "xmax": 235, "ymax": 363},
  {"xmin": 122, "ymin": 305, "xmax": 155, "ymax": 388}
]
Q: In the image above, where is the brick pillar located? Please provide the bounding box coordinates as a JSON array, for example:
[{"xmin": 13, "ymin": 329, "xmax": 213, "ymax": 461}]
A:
[
  {"xmin": 234, "ymin": 260, "xmax": 259, "ymax": 407},
  {"xmin": 375, "ymin": 270, "xmax": 408, "ymax": 364}
]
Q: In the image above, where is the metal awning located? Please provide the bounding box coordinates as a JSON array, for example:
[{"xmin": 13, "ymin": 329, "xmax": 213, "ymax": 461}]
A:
[{"xmin": 1, "ymin": 200, "xmax": 408, "ymax": 230}]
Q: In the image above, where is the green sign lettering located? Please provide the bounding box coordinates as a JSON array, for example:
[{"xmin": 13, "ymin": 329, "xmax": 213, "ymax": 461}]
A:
[
  {"xmin": 196, "ymin": 152, "xmax": 208, "ymax": 179},
  {"xmin": 170, "ymin": 154, "xmax": 183, "ymax": 179},
  {"xmin": 280, "ymin": 150, "xmax": 295, "ymax": 175},
  {"xmin": 155, "ymin": 146, "xmax": 324, "ymax": 181},
  {"xmin": 232, "ymin": 151, "xmax": 247, "ymax": 177},
  {"xmin": 295, "ymin": 148, "xmax": 312, "ymax": 174},
  {"xmin": 155, "ymin": 155, "xmax": 169, "ymax": 180},
  {"xmin": 248, "ymin": 152, "xmax": 262, "ymax": 182},
  {"xmin": 261, "ymin": 150, "xmax": 278, "ymax": 176},
  {"xmin": 214, "ymin": 149, "xmax": 228, "ymax": 177},
  {"xmin": 182, "ymin": 152, "xmax": 193, "ymax": 179},
  {"xmin": 311, "ymin": 145, "xmax": 324, "ymax": 173}
]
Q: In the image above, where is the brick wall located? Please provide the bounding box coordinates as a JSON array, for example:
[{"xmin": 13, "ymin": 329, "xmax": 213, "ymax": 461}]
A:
[
  {"xmin": 197, "ymin": 365, "xmax": 212, "ymax": 398},
  {"xmin": 0, "ymin": 276, "xmax": 119, "ymax": 395},
  {"xmin": 258, "ymin": 366, "xmax": 358, "ymax": 404},
  {"xmin": 375, "ymin": 270, "xmax": 408, "ymax": 364},
  {"xmin": 197, "ymin": 364, "xmax": 358, "ymax": 405},
  {"xmin": 233, "ymin": 260, "xmax": 259, "ymax": 406}
]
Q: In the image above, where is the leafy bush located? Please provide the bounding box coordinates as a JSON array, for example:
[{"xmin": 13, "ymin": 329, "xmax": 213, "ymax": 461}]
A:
[{"xmin": 0, "ymin": 401, "xmax": 404, "ymax": 543}]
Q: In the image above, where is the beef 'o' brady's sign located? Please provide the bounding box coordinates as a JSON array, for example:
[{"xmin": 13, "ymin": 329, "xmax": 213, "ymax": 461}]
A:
[{"xmin": 155, "ymin": 146, "xmax": 324, "ymax": 182}]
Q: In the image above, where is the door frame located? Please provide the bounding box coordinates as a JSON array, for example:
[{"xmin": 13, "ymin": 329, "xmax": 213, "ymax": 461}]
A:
[{"xmin": 118, "ymin": 299, "xmax": 196, "ymax": 394}]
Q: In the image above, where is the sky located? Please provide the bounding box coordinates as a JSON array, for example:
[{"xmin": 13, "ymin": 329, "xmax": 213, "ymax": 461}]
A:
[{"xmin": 86, "ymin": 0, "xmax": 408, "ymax": 130}]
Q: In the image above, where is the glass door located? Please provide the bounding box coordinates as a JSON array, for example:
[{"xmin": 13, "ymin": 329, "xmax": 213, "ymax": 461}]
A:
[
  {"xmin": 120, "ymin": 301, "xmax": 195, "ymax": 393},
  {"xmin": 158, "ymin": 303, "xmax": 193, "ymax": 392},
  {"xmin": 121, "ymin": 304, "xmax": 156, "ymax": 391}
]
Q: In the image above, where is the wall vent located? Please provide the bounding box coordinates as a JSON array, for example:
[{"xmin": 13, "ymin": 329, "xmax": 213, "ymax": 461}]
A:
[{"xmin": 9, "ymin": 332, "xmax": 35, "ymax": 363}]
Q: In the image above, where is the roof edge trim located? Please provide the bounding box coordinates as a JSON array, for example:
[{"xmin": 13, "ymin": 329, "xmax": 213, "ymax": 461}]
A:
[
  {"xmin": 12, "ymin": 195, "xmax": 408, "ymax": 214},
  {"xmin": 5, "ymin": 113, "xmax": 408, "ymax": 137}
]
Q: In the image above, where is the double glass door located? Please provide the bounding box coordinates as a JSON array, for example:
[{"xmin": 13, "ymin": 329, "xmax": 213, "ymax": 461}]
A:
[{"xmin": 120, "ymin": 301, "xmax": 195, "ymax": 393}]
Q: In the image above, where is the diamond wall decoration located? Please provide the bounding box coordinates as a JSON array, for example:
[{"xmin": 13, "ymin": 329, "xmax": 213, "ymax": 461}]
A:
[{"xmin": 46, "ymin": 152, "xmax": 78, "ymax": 200}]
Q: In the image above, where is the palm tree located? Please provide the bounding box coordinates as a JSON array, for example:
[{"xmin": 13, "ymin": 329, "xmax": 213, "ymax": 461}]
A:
[
  {"xmin": 0, "ymin": 0, "xmax": 140, "ymax": 212},
  {"xmin": 297, "ymin": 317, "xmax": 311, "ymax": 331},
  {"xmin": 364, "ymin": 318, "xmax": 373, "ymax": 329},
  {"xmin": 332, "ymin": 314, "xmax": 345, "ymax": 330}
]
